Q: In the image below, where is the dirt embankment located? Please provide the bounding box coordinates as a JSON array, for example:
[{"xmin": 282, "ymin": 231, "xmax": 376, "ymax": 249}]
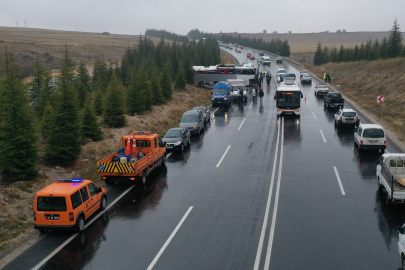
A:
[
  {"xmin": 308, "ymin": 58, "xmax": 405, "ymax": 149},
  {"xmin": 0, "ymin": 86, "xmax": 211, "ymax": 263}
]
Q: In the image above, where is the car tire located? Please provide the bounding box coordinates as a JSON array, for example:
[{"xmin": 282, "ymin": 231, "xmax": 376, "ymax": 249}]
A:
[
  {"xmin": 358, "ymin": 143, "xmax": 362, "ymax": 153},
  {"xmin": 76, "ymin": 216, "xmax": 85, "ymax": 232},
  {"xmin": 100, "ymin": 196, "xmax": 107, "ymax": 210}
]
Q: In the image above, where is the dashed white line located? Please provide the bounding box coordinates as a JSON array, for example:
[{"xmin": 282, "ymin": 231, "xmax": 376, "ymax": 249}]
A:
[
  {"xmin": 216, "ymin": 145, "xmax": 231, "ymax": 167},
  {"xmin": 306, "ymin": 99, "xmax": 310, "ymax": 105},
  {"xmin": 320, "ymin": 129, "xmax": 326, "ymax": 143},
  {"xmin": 253, "ymin": 118, "xmax": 281, "ymax": 270},
  {"xmin": 32, "ymin": 184, "xmax": 136, "ymax": 270},
  {"xmin": 312, "ymin": 112, "xmax": 317, "ymax": 119},
  {"xmin": 146, "ymin": 206, "xmax": 193, "ymax": 270},
  {"xmin": 238, "ymin": 118, "xmax": 246, "ymax": 131},
  {"xmin": 333, "ymin": 167, "xmax": 346, "ymax": 195},
  {"xmin": 210, "ymin": 107, "xmax": 219, "ymax": 116},
  {"xmin": 385, "ymin": 149, "xmax": 390, "ymax": 154},
  {"xmin": 249, "ymin": 101, "xmax": 253, "ymax": 109}
]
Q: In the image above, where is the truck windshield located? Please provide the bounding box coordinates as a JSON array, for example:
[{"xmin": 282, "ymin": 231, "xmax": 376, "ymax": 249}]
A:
[
  {"xmin": 363, "ymin": 129, "xmax": 384, "ymax": 138},
  {"xmin": 181, "ymin": 115, "xmax": 199, "ymax": 123},
  {"xmin": 165, "ymin": 130, "xmax": 182, "ymax": 138},
  {"xmin": 213, "ymin": 88, "xmax": 228, "ymax": 95},
  {"xmin": 37, "ymin": 197, "xmax": 67, "ymax": 211},
  {"xmin": 276, "ymin": 92, "xmax": 301, "ymax": 107}
]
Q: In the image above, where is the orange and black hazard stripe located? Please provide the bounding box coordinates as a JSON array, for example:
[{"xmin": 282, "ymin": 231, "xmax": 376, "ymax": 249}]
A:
[{"xmin": 97, "ymin": 162, "xmax": 136, "ymax": 173}]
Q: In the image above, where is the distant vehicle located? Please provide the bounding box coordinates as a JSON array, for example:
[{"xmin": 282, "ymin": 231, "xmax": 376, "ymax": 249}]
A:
[
  {"xmin": 212, "ymin": 81, "xmax": 233, "ymax": 107},
  {"xmin": 223, "ymin": 44, "xmax": 226, "ymax": 47},
  {"xmin": 377, "ymin": 154, "xmax": 405, "ymax": 206},
  {"xmin": 259, "ymin": 51, "xmax": 264, "ymax": 56},
  {"xmin": 262, "ymin": 56, "xmax": 271, "ymax": 66},
  {"xmin": 274, "ymin": 75, "xmax": 303, "ymax": 116},
  {"xmin": 179, "ymin": 110, "xmax": 204, "ymax": 135},
  {"xmin": 276, "ymin": 68, "xmax": 287, "ymax": 83},
  {"xmin": 229, "ymin": 46, "xmax": 233, "ymax": 49},
  {"xmin": 34, "ymin": 178, "xmax": 107, "ymax": 232},
  {"xmin": 163, "ymin": 127, "xmax": 191, "ymax": 152},
  {"xmin": 250, "ymin": 55, "xmax": 256, "ymax": 60},
  {"xmin": 227, "ymin": 79, "xmax": 247, "ymax": 101},
  {"xmin": 193, "ymin": 106, "xmax": 211, "ymax": 124},
  {"xmin": 276, "ymin": 57, "xmax": 283, "ymax": 63},
  {"xmin": 324, "ymin": 92, "xmax": 344, "ymax": 109},
  {"xmin": 242, "ymin": 60, "xmax": 249, "ymax": 65},
  {"xmin": 314, "ymin": 84, "xmax": 329, "ymax": 96},
  {"xmin": 300, "ymin": 73, "xmax": 312, "ymax": 84},
  {"xmin": 239, "ymin": 46, "xmax": 243, "ymax": 49},
  {"xmin": 247, "ymin": 53, "xmax": 252, "ymax": 58},
  {"xmin": 355, "ymin": 123, "xmax": 386, "ymax": 153},
  {"xmin": 243, "ymin": 62, "xmax": 253, "ymax": 68},
  {"xmin": 226, "ymin": 45, "xmax": 229, "ymax": 49},
  {"xmin": 234, "ymin": 43, "xmax": 238, "ymax": 47},
  {"xmin": 334, "ymin": 108, "xmax": 359, "ymax": 128}
]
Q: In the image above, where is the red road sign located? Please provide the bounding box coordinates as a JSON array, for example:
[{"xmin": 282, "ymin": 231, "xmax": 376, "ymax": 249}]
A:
[
  {"xmin": 321, "ymin": 67, "xmax": 325, "ymax": 71},
  {"xmin": 377, "ymin": 96, "xmax": 384, "ymax": 103}
]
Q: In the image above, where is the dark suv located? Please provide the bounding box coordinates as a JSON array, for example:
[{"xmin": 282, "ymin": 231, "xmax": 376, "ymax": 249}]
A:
[{"xmin": 179, "ymin": 110, "xmax": 204, "ymax": 135}]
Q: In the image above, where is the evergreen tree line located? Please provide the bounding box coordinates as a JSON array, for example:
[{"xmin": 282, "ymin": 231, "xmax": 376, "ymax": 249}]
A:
[
  {"xmin": 145, "ymin": 29, "xmax": 189, "ymax": 43},
  {"xmin": 314, "ymin": 19, "xmax": 404, "ymax": 66},
  {"xmin": 0, "ymin": 35, "xmax": 221, "ymax": 181}
]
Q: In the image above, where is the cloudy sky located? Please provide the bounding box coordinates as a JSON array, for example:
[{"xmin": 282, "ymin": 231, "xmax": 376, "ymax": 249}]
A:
[{"xmin": 1, "ymin": 0, "xmax": 404, "ymax": 35}]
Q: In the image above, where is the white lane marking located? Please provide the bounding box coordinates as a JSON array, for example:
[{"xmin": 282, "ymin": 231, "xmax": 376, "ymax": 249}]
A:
[
  {"xmin": 167, "ymin": 152, "xmax": 172, "ymax": 158},
  {"xmin": 216, "ymin": 145, "xmax": 231, "ymax": 168},
  {"xmin": 249, "ymin": 101, "xmax": 253, "ymax": 109},
  {"xmin": 312, "ymin": 112, "xmax": 317, "ymax": 119},
  {"xmin": 32, "ymin": 184, "xmax": 135, "ymax": 270},
  {"xmin": 210, "ymin": 107, "xmax": 219, "ymax": 117},
  {"xmin": 264, "ymin": 117, "xmax": 285, "ymax": 269},
  {"xmin": 253, "ymin": 118, "xmax": 281, "ymax": 270},
  {"xmin": 306, "ymin": 99, "xmax": 310, "ymax": 105},
  {"xmin": 147, "ymin": 206, "xmax": 193, "ymax": 270},
  {"xmin": 238, "ymin": 118, "xmax": 246, "ymax": 131},
  {"xmin": 320, "ymin": 129, "xmax": 326, "ymax": 143},
  {"xmin": 333, "ymin": 167, "xmax": 346, "ymax": 195}
]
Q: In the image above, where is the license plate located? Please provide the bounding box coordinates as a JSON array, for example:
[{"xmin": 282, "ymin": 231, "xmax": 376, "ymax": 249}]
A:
[
  {"xmin": 346, "ymin": 118, "xmax": 353, "ymax": 120},
  {"xmin": 46, "ymin": 215, "xmax": 59, "ymax": 220},
  {"xmin": 217, "ymin": 102, "xmax": 221, "ymax": 103},
  {"xmin": 166, "ymin": 146, "xmax": 173, "ymax": 149},
  {"xmin": 369, "ymin": 140, "xmax": 378, "ymax": 143}
]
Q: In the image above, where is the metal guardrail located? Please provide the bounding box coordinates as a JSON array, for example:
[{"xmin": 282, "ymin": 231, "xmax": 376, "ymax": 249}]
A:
[{"xmin": 244, "ymin": 47, "xmax": 306, "ymax": 70}]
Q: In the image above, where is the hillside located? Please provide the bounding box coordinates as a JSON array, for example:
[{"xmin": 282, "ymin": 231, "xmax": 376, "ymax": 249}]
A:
[
  {"xmin": 0, "ymin": 27, "xmax": 162, "ymax": 77},
  {"xmin": 309, "ymin": 58, "xmax": 405, "ymax": 142}
]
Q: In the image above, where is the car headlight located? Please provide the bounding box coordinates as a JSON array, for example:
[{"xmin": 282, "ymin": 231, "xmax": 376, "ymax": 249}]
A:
[
  {"xmin": 174, "ymin": 141, "xmax": 182, "ymax": 146},
  {"xmin": 193, "ymin": 126, "xmax": 196, "ymax": 129},
  {"xmin": 224, "ymin": 97, "xmax": 227, "ymax": 100}
]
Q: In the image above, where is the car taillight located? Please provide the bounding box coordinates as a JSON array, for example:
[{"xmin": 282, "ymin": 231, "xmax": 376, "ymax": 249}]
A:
[
  {"xmin": 360, "ymin": 140, "xmax": 363, "ymax": 145},
  {"xmin": 340, "ymin": 116, "xmax": 342, "ymax": 120},
  {"xmin": 34, "ymin": 212, "xmax": 36, "ymax": 221},
  {"xmin": 356, "ymin": 116, "xmax": 359, "ymax": 120},
  {"xmin": 102, "ymin": 177, "xmax": 106, "ymax": 180},
  {"xmin": 129, "ymin": 177, "xmax": 135, "ymax": 180},
  {"xmin": 384, "ymin": 141, "xmax": 387, "ymax": 146},
  {"xmin": 69, "ymin": 212, "xmax": 74, "ymax": 222}
]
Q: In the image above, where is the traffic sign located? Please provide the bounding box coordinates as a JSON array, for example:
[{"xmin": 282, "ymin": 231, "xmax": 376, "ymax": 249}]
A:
[
  {"xmin": 321, "ymin": 67, "xmax": 325, "ymax": 71},
  {"xmin": 377, "ymin": 96, "xmax": 384, "ymax": 103}
]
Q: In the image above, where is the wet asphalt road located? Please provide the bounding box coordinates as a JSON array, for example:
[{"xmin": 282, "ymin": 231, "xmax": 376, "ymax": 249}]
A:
[{"xmin": 3, "ymin": 48, "xmax": 405, "ymax": 270}]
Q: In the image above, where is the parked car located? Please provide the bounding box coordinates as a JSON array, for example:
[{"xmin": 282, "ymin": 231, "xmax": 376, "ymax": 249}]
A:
[
  {"xmin": 324, "ymin": 92, "xmax": 344, "ymax": 109},
  {"xmin": 193, "ymin": 106, "xmax": 211, "ymax": 124},
  {"xmin": 276, "ymin": 68, "xmax": 287, "ymax": 83},
  {"xmin": 259, "ymin": 51, "xmax": 264, "ymax": 56},
  {"xmin": 314, "ymin": 84, "xmax": 329, "ymax": 96},
  {"xmin": 276, "ymin": 57, "xmax": 283, "ymax": 63},
  {"xmin": 334, "ymin": 108, "xmax": 359, "ymax": 128},
  {"xmin": 163, "ymin": 127, "xmax": 191, "ymax": 151},
  {"xmin": 300, "ymin": 73, "xmax": 312, "ymax": 84},
  {"xmin": 179, "ymin": 110, "xmax": 204, "ymax": 135},
  {"xmin": 354, "ymin": 123, "xmax": 386, "ymax": 153},
  {"xmin": 247, "ymin": 53, "xmax": 252, "ymax": 58},
  {"xmin": 250, "ymin": 55, "xmax": 255, "ymax": 60}
]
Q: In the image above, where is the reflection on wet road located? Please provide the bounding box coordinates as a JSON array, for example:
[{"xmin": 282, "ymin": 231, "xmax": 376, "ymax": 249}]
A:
[{"xmin": 3, "ymin": 48, "xmax": 405, "ymax": 270}]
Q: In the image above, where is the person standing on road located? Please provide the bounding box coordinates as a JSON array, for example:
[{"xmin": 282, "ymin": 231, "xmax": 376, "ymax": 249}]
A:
[
  {"xmin": 257, "ymin": 78, "xmax": 262, "ymax": 90},
  {"xmin": 259, "ymin": 88, "xmax": 264, "ymax": 103},
  {"xmin": 239, "ymin": 88, "xmax": 244, "ymax": 102},
  {"xmin": 328, "ymin": 73, "xmax": 332, "ymax": 83},
  {"xmin": 266, "ymin": 73, "xmax": 271, "ymax": 87},
  {"xmin": 252, "ymin": 87, "xmax": 257, "ymax": 102},
  {"xmin": 324, "ymin": 72, "xmax": 327, "ymax": 82}
]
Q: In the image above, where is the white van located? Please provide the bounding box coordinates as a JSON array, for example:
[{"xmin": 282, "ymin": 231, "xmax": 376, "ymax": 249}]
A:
[
  {"xmin": 227, "ymin": 79, "xmax": 247, "ymax": 101},
  {"xmin": 354, "ymin": 123, "xmax": 386, "ymax": 153}
]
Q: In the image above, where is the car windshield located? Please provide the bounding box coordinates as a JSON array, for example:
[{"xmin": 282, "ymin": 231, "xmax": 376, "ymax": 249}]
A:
[
  {"xmin": 363, "ymin": 128, "xmax": 385, "ymax": 138},
  {"xmin": 342, "ymin": 112, "xmax": 356, "ymax": 117},
  {"xmin": 165, "ymin": 130, "xmax": 182, "ymax": 138},
  {"xmin": 303, "ymin": 75, "xmax": 311, "ymax": 78},
  {"xmin": 37, "ymin": 197, "xmax": 67, "ymax": 211},
  {"xmin": 213, "ymin": 88, "xmax": 228, "ymax": 95},
  {"xmin": 329, "ymin": 93, "xmax": 342, "ymax": 98},
  {"xmin": 181, "ymin": 115, "xmax": 198, "ymax": 123},
  {"xmin": 193, "ymin": 107, "xmax": 205, "ymax": 111},
  {"xmin": 277, "ymin": 70, "xmax": 286, "ymax": 74},
  {"xmin": 276, "ymin": 92, "xmax": 301, "ymax": 107}
]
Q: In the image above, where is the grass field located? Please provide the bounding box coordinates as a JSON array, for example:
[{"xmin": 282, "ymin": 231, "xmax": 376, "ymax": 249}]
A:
[{"xmin": 0, "ymin": 27, "xmax": 162, "ymax": 77}]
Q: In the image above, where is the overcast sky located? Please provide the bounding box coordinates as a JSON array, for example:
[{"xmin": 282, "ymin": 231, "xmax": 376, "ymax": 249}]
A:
[{"xmin": 1, "ymin": 0, "xmax": 404, "ymax": 35}]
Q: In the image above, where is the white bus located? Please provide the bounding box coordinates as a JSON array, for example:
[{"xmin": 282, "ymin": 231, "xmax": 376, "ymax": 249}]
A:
[
  {"xmin": 274, "ymin": 75, "xmax": 303, "ymax": 116},
  {"xmin": 193, "ymin": 65, "xmax": 256, "ymax": 87}
]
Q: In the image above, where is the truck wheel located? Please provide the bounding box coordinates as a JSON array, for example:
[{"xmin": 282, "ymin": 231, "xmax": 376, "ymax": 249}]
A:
[
  {"xmin": 100, "ymin": 196, "xmax": 107, "ymax": 210},
  {"xmin": 76, "ymin": 216, "xmax": 85, "ymax": 232}
]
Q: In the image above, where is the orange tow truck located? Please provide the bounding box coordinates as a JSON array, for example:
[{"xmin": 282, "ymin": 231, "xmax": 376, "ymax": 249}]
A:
[{"xmin": 97, "ymin": 131, "xmax": 167, "ymax": 185}]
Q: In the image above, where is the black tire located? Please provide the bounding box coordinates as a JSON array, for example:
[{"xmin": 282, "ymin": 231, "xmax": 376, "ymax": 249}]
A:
[
  {"xmin": 381, "ymin": 149, "xmax": 385, "ymax": 154},
  {"xmin": 358, "ymin": 144, "xmax": 362, "ymax": 153},
  {"xmin": 377, "ymin": 177, "xmax": 382, "ymax": 192},
  {"xmin": 100, "ymin": 196, "xmax": 107, "ymax": 210},
  {"xmin": 76, "ymin": 216, "xmax": 85, "ymax": 232},
  {"xmin": 162, "ymin": 154, "xmax": 166, "ymax": 165}
]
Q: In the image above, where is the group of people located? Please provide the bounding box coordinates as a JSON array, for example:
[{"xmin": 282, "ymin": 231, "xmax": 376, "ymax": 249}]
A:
[{"xmin": 323, "ymin": 72, "xmax": 332, "ymax": 83}]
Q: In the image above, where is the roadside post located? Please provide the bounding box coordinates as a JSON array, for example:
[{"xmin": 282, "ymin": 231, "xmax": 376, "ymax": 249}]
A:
[{"xmin": 377, "ymin": 95, "xmax": 384, "ymax": 118}]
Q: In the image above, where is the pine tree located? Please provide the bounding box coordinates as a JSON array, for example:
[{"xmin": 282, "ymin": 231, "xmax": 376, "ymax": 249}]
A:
[
  {"xmin": 77, "ymin": 82, "xmax": 87, "ymax": 108},
  {"xmin": 127, "ymin": 69, "xmax": 144, "ymax": 115},
  {"xmin": 353, "ymin": 44, "xmax": 360, "ymax": 61},
  {"xmin": 29, "ymin": 54, "xmax": 45, "ymax": 112},
  {"xmin": 380, "ymin": 37, "xmax": 389, "ymax": 59},
  {"xmin": 45, "ymin": 47, "xmax": 81, "ymax": 166},
  {"xmin": 313, "ymin": 42, "xmax": 323, "ymax": 66},
  {"xmin": 0, "ymin": 49, "xmax": 38, "ymax": 182},
  {"xmin": 182, "ymin": 55, "xmax": 194, "ymax": 84},
  {"xmin": 388, "ymin": 19, "xmax": 403, "ymax": 58},
  {"xmin": 82, "ymin": 103, "xmax": 103, "ymax": 142},
  {"xmin": 93, "ymin": 87, "xmax": 104, "ymax": 116},
  {"xmin": 103, "ymin": 71, "xmax": 126, "ymax": 127},
  {"xmin": 40, "ymin": 101, "xmax": 55, "ymax": 139},
  {"xmin": 76, "ymin": 60, "xmax": 91, "ymax": 89},
  {"xmin": 150, "ymin": 68, "xmax": 165, "ymax": 105},
  {"xmin": 337, "ymin": 44, "xmax": 344, "ymax": 63},
  {"xmin": 358, "ymin": 43, "xmax": 366, "ymax": 60},
  {"xmin": 365, "ymin": 39, "xmax": 373, "ymax": 61},
  {"xmin": 140, "ymin": 72, "xmax": 153, "ymax": 111},
  {"xmin": 37, "ymin": 71, "xmax": 54, "ymax": 117},
  {"xmin": 371, "ymin": 39, "xmax": 380, "ymax": 60},
  {"xmin": 93, "ymin": 56, "xmax": 109, "ymax": 92},
  {"xmin": 161, "ymin": 63, "xmax": 173, "ymax": 100},
  {"xmin": 174, "ymin": 67, "xmax": 186, "ymax": 90}
]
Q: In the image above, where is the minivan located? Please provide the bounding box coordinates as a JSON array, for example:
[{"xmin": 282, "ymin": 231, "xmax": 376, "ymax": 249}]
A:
[
  {"xmin": 354, "ymin": 123, "xmax": 386, "ymax": 153},
  {"xmin": 212, "ymin": 82, "xmax": 232, "ymax": 107}
]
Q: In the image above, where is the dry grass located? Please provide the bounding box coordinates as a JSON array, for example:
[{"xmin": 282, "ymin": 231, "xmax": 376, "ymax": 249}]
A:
[
  {"xmin": 220, "ymin": 50, "xmax": 237, "ymax": 65},
  {"xmin": 308, "ymin": 58, "xmax": 405, "ymax": 136}
]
